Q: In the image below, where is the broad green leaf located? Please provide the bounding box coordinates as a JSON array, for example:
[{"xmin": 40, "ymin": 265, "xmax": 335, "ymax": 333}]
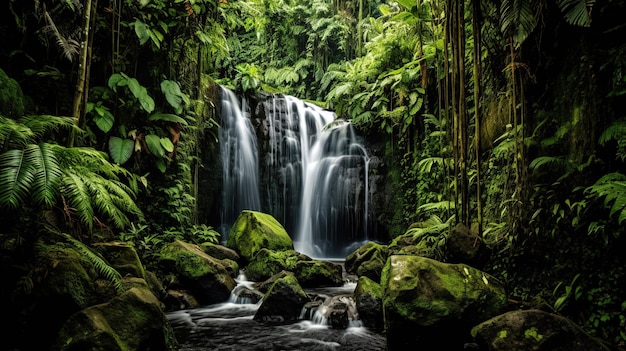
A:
[
  {"xmin": 108, "ymin": 73, "xmax": 125, "ymax": 92},
  {"xmin": 160, "ymin": 80, "xmax": 186, "ymax": 114},
  {"xmin": 108, "ymin": 136, "xmax": 134, "ymax": 165},
  {"xmin": 160, "ymin": 137, "xmax": 174, "ymax": 153},
  {"xmin": 145, "ymin": 134, "xmax": 165, "ymax": 157},
  {"xmin": 148, "ymin": 113, "xmax": 188, "ymax": 125},
  {"xmin": 93, "ymin": 105, "xmax": 115, "ymax": 132},
  {"xmin": 134, "ymin": 20, "xmax": 151, "ymax": 45}
]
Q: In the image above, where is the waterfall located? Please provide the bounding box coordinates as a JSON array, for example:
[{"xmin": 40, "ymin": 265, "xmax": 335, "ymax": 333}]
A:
[
  {"xmin": 219, "ymin": 87, "xmax": 261, "ymax": 234},
  {"xmin": 218, "ymin": 87, "xmax": 372, "ymax": 258}
]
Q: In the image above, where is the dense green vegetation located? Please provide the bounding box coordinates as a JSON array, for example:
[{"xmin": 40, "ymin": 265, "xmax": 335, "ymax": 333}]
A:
[{"xmin": 1, "ymin": 0, "xmax": 625, "ymax": 348}]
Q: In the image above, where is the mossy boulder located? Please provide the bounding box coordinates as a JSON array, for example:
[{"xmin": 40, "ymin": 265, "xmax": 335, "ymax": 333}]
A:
[
  {"xmin": 226, "ymin": 210, "xmax": 293, "ymax": 262},
  {"xmin": 52, "ymin": 287, "xmax": 177, "ymax": 351},
  {"xmin": 0, "ymin": 68, "xmax": 25, "ymax": 117},
  {"xmin": 92, "ymin": 241, "xmax": 146, "ymax": 280},
  {"xmin": 253, "ymin": 274, "xmax": 309, "ymax": 324},
  {"xmin": 381, "ymin": 255, "xmax": 509, "ymax": 350},
  {"xmin": 471, "ymin": 309, "xmax": 611, "ymax": 351},
  {"xmin": 446, "ymin": 223, "xmax": 488, "ymax": 266},
  {"xmin": 345, "ymin": 241, "xmax": 388, "ymax": 282},
  {"xmin": 9, "ymin": 239, "xmax": 114, "ymax": 349},
  {"xmin": 158, "ymin": 240, "xmax": 236, "ymax": 305},
  {"xmin": 294, "ymin": 260, "xmax": 343, "ymax": 288},
  {"xmin": 245, "ymin": 248, "xmax": 307, "ymax": 282},
  {"xmin": 199, "ymin": 242, "xmax": 240, "ymax": 262},
  {"xmin": 354, "ymin": 276, "xmax": 384, "ymax": 331}
]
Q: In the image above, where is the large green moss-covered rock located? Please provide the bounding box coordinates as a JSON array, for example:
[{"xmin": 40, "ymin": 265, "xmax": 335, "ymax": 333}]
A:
[
  {"xmin": 345, "ymin": 241, "xmax": 388, "ymax": 282},
  {"xmin": 0, "ymin": 68, "xmax": 25, "ymax": 117},
  {"xmin": 159, "ymin": 240, "xmax": 236, "ymax": 305},
  {"xmin": 354, "ymin": 276, "xmax": 384, "ymax": 331},
  {"xmin": 471, "ymin": 309, "xmax": 611, "ymax": 351},
  {"xmin": 53, "ymin": 287, "xmax": 177, "ymax": 351},
  {"xmin": 226, "ymin": 210, "xmax": 293, "ymax": 262},
  {"xmin": 245, "ymin": 248, "xmax": 307, "ymax": 281},
  {"xmin": 253, "ymin": 274, "xmax": 309, "ymax": 324},
  {"xmin": 294, "ymin": 260, "xmax": 343, "ymax": 288},
  {"xmin": 381, "ymin": 255, "xmax": 508, "ymax": 350},
  {"xmin": 93, "ymin": 241, "xmax": 146, "ymax": 280}
]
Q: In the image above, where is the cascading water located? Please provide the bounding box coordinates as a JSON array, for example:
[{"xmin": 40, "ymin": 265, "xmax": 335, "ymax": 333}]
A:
[
  {"xmin": 219, "ymin": 87, "xmax": 262, "ymax": 234},
  {"xmin": 218, "ymin": 87, "xmax": 374, "ymax": 258}
]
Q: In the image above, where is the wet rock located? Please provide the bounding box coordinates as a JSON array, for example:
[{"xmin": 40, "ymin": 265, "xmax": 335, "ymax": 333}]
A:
[
  {"xmin": 226, "ymin": 210, "xmax": 294, "ymax": 262},
  {"xmin": 93, "ymin": 241, "xmax": 147, "ymax": 280},
  {"xmin": 158, "ymin": 240, "xmax": 236, "ymax": 305},
  {"xmin": 328, "ymin": 302, "xmax": 349, "ymax": 329},
  {"xmin": 354, "ymin": 276, "xmax": 384, "ymax": 331},
  {"xmin": 245, "ymin": 249, "xmax": 308, "ymax": 282},
  {"xmin": 294, "ymin": 260, "xmax": 343, "ymax": 288},
  {"xmin": 52, "ymin": 287, "xmax": 177, "ymax": 351},
  {"xmin": 345, "ymin": 241, "xmax": 388, "ymax": 282},
  {"xmin": 254, "ymin": 274, "xmax": 309, "ymax": 324},
  {"xmin": 382, "ymin": 255, "xmax": 509, "ymax": 350},
  {"xmin": 471, "ymin": 309, "xmax": 611, "ymax": 351},
  {"xmin": 447, "ymin": 223, "xmax": 487, "ymax": 266},
  {"xmin": 199, "ymin": 242, "xmax": 241, "ymax": 262}
]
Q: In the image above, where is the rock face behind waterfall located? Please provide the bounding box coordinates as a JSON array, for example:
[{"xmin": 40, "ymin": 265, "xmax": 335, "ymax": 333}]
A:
[
  {"xmin": 381, "ymin": 255, "xmax": 509, "ymax": 350},
  {"xmin": 226, "ymin": 210, "xmax": 294, "ymax": 262}
]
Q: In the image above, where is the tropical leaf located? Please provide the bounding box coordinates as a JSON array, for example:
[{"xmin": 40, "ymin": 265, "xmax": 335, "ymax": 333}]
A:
[
  {"xmin": 529, "ymin": 156, "xmax": 566, "ymax": 171},
  {"xmin": 160, "ymin": 80, "xmax": 190, "ymax": 114},
  {"xmin": 145, "ymin": 134, "xmax": 165, "ymax": 157},
  {"xmin": 148, "ymin": 113, "xmax": 188, "ymax": 126},
  {"xmin": 500, "ymin": 0, "xmax": 538, "ymax": 47},
  {"xmin": 108, "ymin": 136, "xmax": 134, "ymax": 165},
  {"xmin": 61, "ymin": 172, "xmax": 95, "ymax": 229},
  {"xmin": 30, "ymin": 143, "xmax": 63, "ymax": 208},
  {"xmin": 557, "ymin": 0, "xmax": 593, "ymax": 27}
]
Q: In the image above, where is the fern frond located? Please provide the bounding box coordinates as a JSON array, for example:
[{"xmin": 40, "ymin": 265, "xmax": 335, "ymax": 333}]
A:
[
  {"xmin": 60, "ymin": 233, "xmax": 124, "ymax": 293},
  {"xmin": 30, "ymin": 143, "xmax": 63, "ymax": 207},
  {"xmin": 19, "ymin": 115, "xmax": 83, "ymax": 140},
  {"xmin": 418, "ymin": 200, "xmax": 455, "ymax": 214},
  {"xmin": 529, "ymin": 155, "xmax": 566, "ymax": 172},
  {"xmin": 0, "ymin": 116, "xmax": 34, "ymax": 150},
  {"xmin": 61, "ymin": 171, "xmax": 95, "ymax": 230},
  {"xmin": 598, "ymin": 120, "xmax": 626, "ymax": 145},
  {"xmin": 0, "ymin": 148, "xmax": 35, "ymax": 208},
  {"xmin": 585, "ymin": 172, "xmax": 626, "ymax": 224},
  {"xmin": 0, "ymin": 143, "xmax": 61, "ymax": 209}
]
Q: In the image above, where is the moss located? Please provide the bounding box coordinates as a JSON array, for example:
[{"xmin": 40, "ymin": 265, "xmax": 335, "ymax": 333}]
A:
[
  {"xmin": 498, "ymin": 329, "xmax": 508, "ymax": 338},
  {"xmin": 0, "ymin": 68, "xmax": 25, "ymax": 117},
  {"xmin": 524, "ymin": 327, "xmax": 543, "ymax": 342},
  {"xmin": 226, "ymin": 210, "xmax": 293, "ymax": 262}
]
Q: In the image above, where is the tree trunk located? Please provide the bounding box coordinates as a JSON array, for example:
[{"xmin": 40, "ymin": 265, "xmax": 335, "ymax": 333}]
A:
[{"xmin": 70, "ymin": 0, "xmax": 94, "ymax": 146}]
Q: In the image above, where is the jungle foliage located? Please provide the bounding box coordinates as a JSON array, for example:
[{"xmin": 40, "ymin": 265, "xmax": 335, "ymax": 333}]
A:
[{"xmin": 1, "ymin": 0, "xmax": 625, "ymax": 348}]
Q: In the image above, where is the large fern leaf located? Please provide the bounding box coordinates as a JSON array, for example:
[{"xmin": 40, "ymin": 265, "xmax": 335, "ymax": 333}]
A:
[
  {"xmin": 61, "ymin": 171, "xmax": 95, "ymax": 229},
  {"xmin": 0, "ymin": 116, "xmax": 34, "ymax": 150},
  {"xmin": 0, "ymin": 143, "xmax": 61, "ymax": 209},
  {"xmin": 585, "ymin": 172, "xmax": 626, "ymax": 224}
]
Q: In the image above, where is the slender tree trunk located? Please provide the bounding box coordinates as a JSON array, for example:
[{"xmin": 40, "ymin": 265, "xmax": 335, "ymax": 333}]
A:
[
  {"xmin": 472, "ymin": 0, "xmax": 482, "ymax": 235},
  {"xmin": 457, "ymin": 0, "xmax": 468, "ymax": 225},
  {"xmin": 70, "ymin": 0, "xmax": 94, "ymax": 146}
]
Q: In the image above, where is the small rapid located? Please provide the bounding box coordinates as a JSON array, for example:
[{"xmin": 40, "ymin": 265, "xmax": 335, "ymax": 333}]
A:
[{"xmin": 166, "ymin": 271, "xmax": 386, "ymax": 350}]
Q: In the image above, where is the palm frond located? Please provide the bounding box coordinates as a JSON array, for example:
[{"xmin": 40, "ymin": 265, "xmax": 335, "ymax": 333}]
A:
[
  {"xmin": 30, "ymin": 143, "xmax": 63, "ymax": 207},
  {"xmin": 43, "ymin": 9, "xmax": 79, "ymax": 62},
  {"xmin": 529, "ymin": 155, "xmax": 566, "ymax": 172},
  {"xmin": 557, "ymin": 0, "xmax": 593, "ymax": 27},
  {"xmin": 0, "ymin": 148, "xmax": 35, "ymax": 208},
  {"xmin": 500, "ymin": 0, "xmax": 538, "ymax": 47}
]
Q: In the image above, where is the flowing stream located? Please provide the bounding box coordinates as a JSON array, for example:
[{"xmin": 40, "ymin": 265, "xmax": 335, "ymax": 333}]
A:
[{"xmin": 166, "ymin": 271, "xmax": 387, "ymax": 350}]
